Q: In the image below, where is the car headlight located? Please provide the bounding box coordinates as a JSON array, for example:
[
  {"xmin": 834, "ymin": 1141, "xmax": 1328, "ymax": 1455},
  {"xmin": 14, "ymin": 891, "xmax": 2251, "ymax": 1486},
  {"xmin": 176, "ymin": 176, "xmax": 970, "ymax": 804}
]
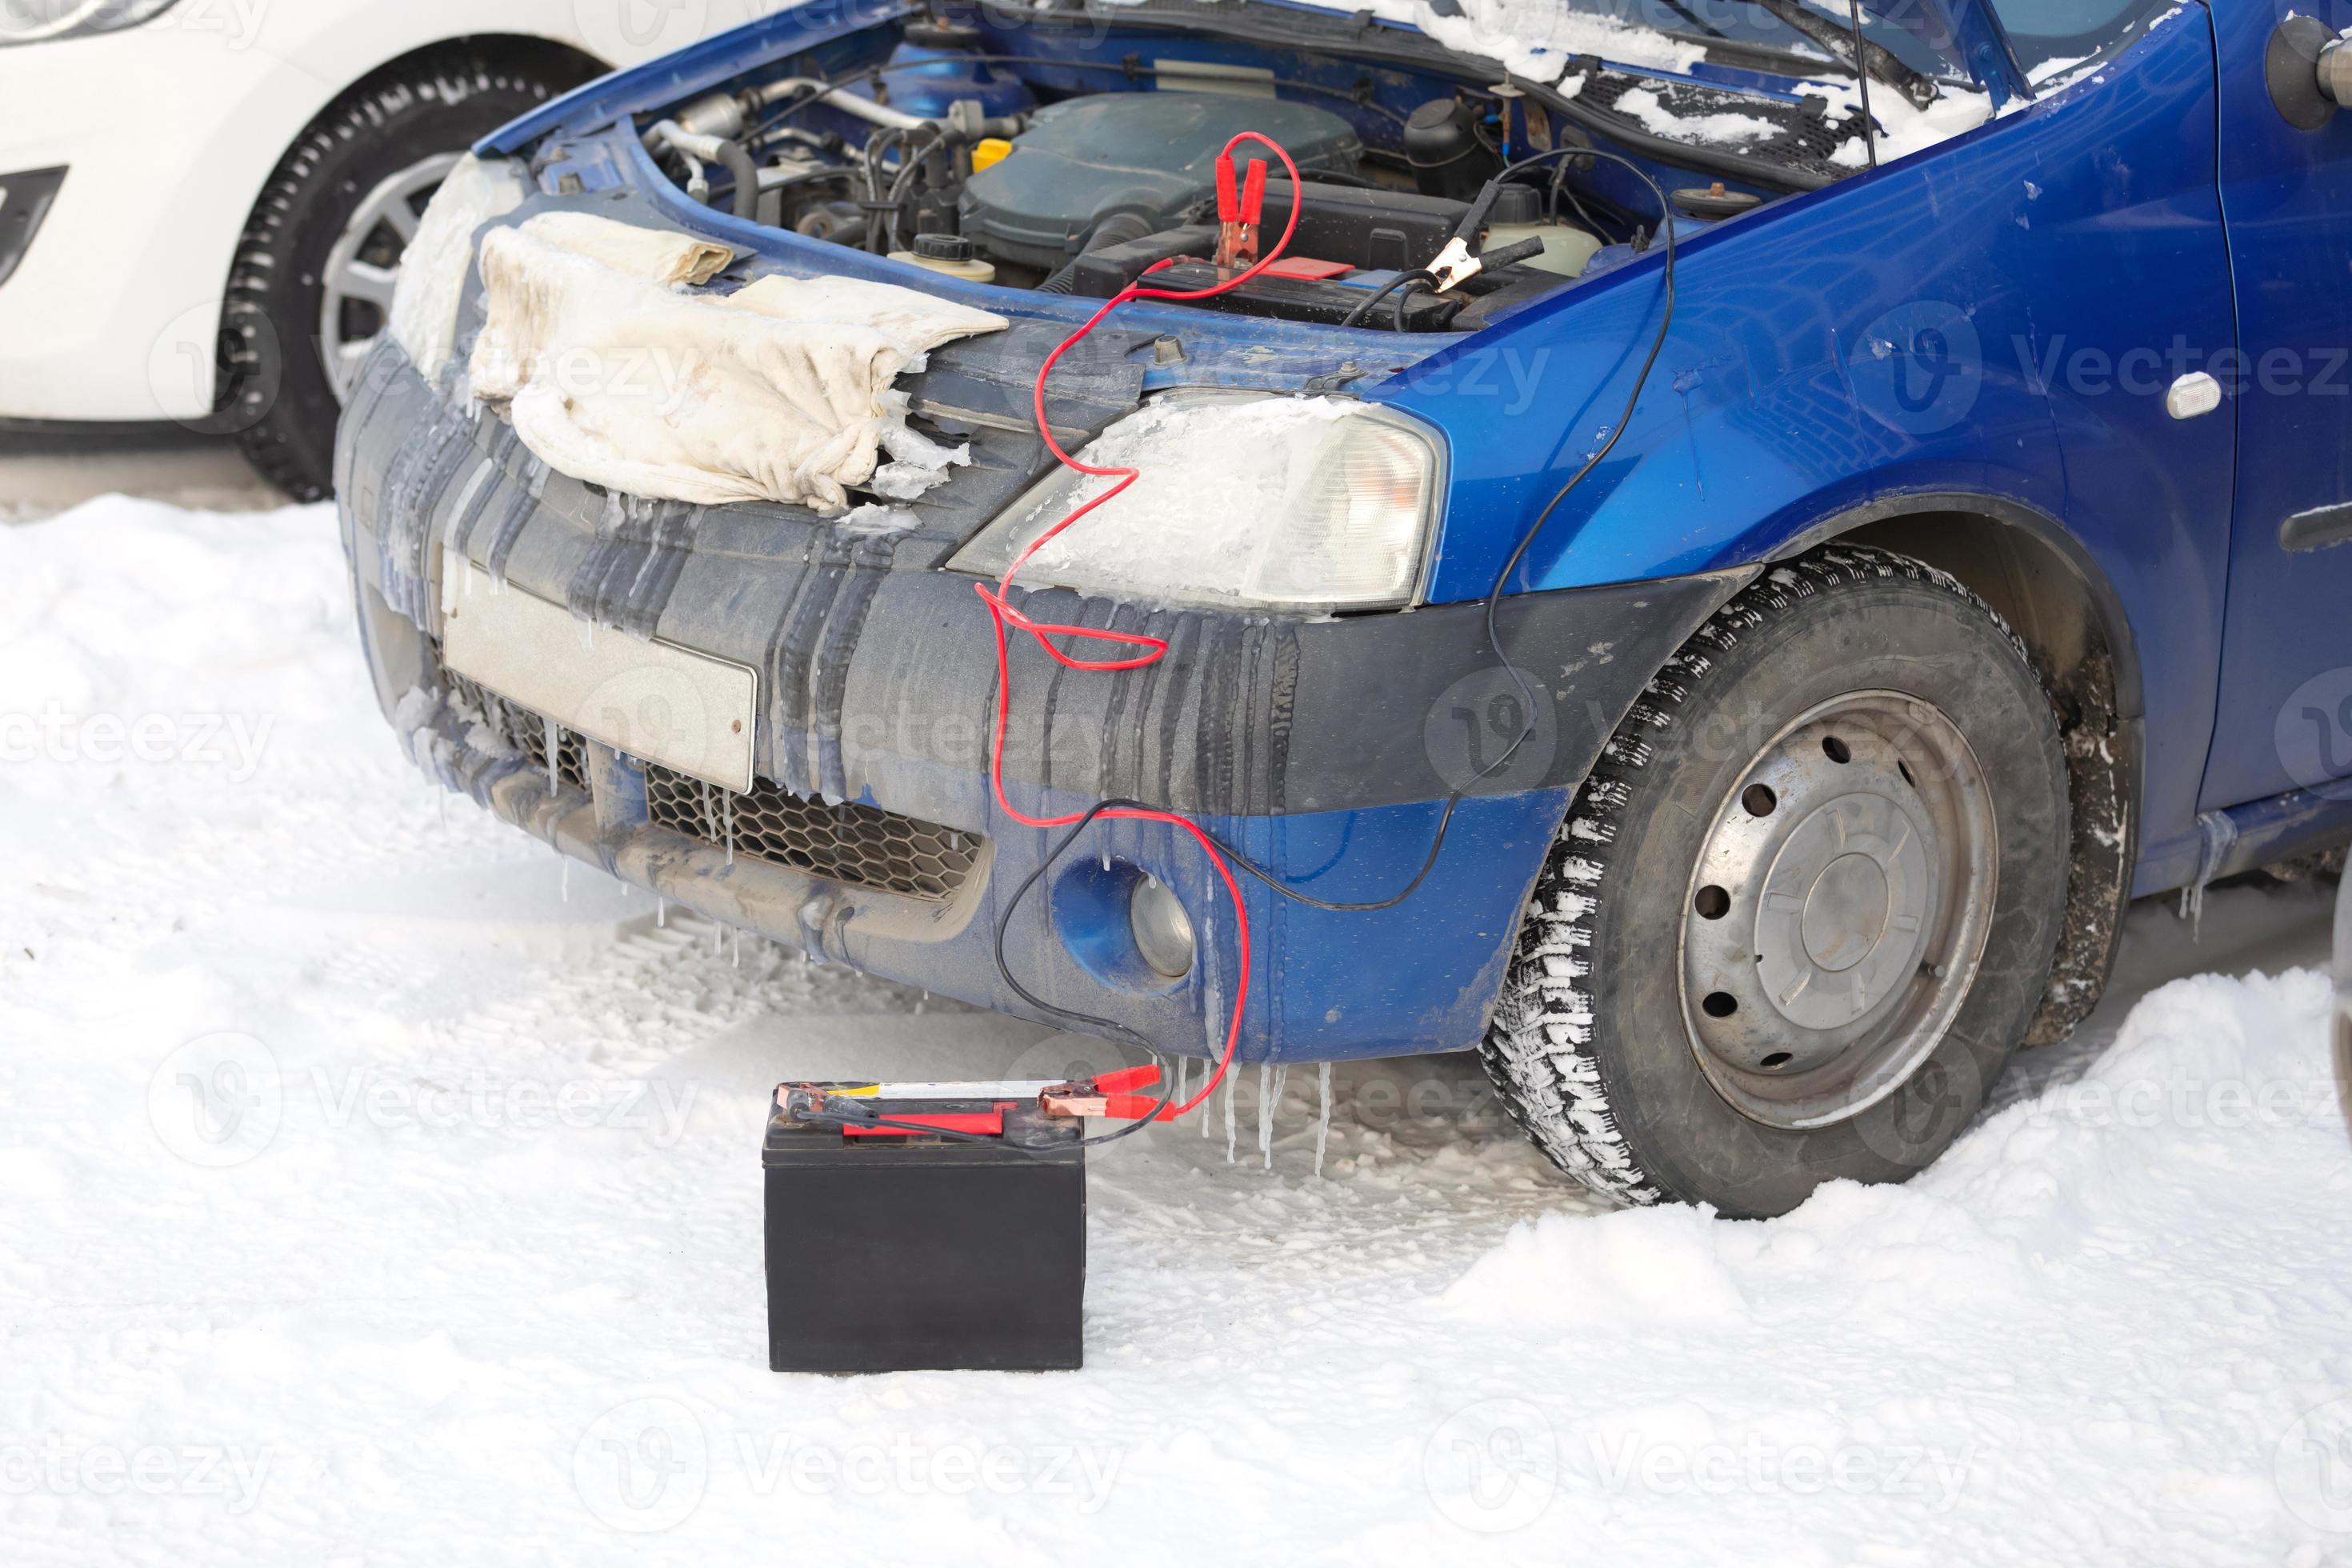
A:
[
  {"xmin": 0, "ymin": 0, "xmax": 181, "ymax": 45},
  {"xmin": 948, "ymin": 391, "xmax": 1442, "ymax": 612},
  {"xmin": 386, "ymin": 154, "xmax": 526, "ymax": 383}
]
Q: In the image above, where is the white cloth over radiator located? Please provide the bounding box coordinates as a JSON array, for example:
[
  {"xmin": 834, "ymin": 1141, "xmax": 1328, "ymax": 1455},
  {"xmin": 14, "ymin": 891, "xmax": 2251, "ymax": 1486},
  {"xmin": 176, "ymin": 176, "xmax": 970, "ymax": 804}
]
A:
[{"xmin": 466, "ymin": 214, "xmax": 1007, "ymax": 514}]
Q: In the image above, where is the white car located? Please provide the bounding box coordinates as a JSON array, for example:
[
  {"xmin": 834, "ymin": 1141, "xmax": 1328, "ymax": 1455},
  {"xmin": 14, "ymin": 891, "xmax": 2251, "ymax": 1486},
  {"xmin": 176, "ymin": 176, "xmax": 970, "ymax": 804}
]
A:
[{"xmin": 0, "ymin": 0, "xmax": 771, "ymax": 499}]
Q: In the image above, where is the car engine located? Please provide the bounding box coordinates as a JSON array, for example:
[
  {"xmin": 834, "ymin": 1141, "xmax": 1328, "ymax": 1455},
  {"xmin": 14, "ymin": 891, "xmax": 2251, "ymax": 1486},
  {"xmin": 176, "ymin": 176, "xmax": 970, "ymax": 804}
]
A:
[{"xmin": 635, "ymin": 22, "xmax": 1662, "ymax": 334}]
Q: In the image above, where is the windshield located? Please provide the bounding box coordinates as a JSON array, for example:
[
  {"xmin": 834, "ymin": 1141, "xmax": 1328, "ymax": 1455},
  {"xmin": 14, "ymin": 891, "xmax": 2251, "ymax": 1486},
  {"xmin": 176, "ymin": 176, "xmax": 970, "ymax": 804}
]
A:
[
  {"xmin": 1428, "ymin": 1, "xmax": 1978, "ymax": 84},
  {"xmin": 1986, "ymin": 0, "xmax": 2171, "ymax": 77}
]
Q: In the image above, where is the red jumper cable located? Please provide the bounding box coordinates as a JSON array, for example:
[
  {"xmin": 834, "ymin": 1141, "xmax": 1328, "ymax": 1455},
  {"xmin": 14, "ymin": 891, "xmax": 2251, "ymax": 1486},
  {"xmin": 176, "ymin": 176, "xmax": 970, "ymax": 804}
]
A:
[{"xmin": 972, "ymin": 131, "xmax": 1305, "ymax": 1125}]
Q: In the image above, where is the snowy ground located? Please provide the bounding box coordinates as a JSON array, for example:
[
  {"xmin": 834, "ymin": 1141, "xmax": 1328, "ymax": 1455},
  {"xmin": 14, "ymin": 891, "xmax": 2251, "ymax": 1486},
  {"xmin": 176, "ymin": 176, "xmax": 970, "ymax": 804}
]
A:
[{"xmin": 5, "ymin": 495, "xmax": 2351, "ymax": 1565}]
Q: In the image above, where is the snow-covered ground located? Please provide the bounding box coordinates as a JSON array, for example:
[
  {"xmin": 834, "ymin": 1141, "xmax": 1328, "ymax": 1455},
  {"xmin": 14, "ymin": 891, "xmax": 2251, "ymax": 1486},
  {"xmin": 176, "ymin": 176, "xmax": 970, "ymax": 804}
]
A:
[{"xmin": 4, "ymin": 496, "xmax": 2350, "ymax": 1565}]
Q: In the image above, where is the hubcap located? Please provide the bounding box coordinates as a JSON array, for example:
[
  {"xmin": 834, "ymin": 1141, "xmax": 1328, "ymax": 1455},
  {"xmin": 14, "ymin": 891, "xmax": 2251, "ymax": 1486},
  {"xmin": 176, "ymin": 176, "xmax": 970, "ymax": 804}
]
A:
[
  {"xmin": 317, "ymin": 153, "xmax": 463, "ymax": 402},
  {"xmin": 1679, "ymin": 691, "xmax": 1998, "ymax": 1130}
]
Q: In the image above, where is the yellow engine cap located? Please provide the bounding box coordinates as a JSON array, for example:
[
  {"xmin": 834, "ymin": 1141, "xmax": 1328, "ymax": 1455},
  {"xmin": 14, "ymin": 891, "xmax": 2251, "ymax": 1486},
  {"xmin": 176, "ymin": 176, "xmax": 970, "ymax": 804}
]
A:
[{"xmin": 971, "ymin": 137, "xmax": 1014, "ymax": 173}]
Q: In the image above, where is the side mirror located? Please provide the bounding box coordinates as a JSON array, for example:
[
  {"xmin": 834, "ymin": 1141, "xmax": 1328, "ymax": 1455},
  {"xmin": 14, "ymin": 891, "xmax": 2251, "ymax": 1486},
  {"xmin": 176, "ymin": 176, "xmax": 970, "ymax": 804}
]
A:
[{"xmin": 2270, "ymin": 15, "xmax": 2352, "ymax": 130}]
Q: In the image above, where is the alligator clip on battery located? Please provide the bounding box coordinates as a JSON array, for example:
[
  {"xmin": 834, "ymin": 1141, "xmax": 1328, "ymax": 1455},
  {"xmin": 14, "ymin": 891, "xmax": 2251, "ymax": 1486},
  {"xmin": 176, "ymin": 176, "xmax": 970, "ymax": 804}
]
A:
[{"xmin": 1213, "ymin": 149, "xmax": 1269, "ymax": 269}]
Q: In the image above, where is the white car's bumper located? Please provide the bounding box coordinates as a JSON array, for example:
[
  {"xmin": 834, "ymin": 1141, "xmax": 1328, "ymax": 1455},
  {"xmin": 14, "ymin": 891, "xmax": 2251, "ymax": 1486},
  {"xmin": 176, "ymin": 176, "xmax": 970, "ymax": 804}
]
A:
[{"xmin": 0, "ymin": 30, "xmax": 321, "ymax": 422}]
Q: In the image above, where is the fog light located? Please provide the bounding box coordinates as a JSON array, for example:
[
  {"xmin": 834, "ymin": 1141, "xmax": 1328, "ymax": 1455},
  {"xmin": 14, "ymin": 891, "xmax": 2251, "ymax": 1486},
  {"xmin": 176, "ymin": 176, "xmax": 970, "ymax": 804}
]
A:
[{"xmin": 1130, "ymin": 874, "xmax": 1194, "ymax": 979}]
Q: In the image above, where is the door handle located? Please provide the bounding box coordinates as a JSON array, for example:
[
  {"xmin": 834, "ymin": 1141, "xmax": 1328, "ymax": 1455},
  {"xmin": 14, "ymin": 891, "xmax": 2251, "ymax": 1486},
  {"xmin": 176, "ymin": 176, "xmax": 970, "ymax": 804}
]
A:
[
  {"xmin": 2166, "ymin": 373, "xmax": 2222, "ymax": 420},
  {"xmin": 2282, "ymin": 501, "xmax": 2352, "ymax": 554}
]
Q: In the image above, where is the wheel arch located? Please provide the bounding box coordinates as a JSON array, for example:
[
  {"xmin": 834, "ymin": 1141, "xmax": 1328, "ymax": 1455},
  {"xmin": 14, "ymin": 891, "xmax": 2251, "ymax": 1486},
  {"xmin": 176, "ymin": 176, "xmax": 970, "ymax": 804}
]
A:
[
  {"xmin": 1776, "ymin": 494, "xmax": 2142, "ymax": 1046},
  {"xmin": 326, "ymin": 34, "xmax": 614, "ymax": 109},
  {"xmin": 214, "ymin": 33, "xmax": 609, "ymax": 494}
]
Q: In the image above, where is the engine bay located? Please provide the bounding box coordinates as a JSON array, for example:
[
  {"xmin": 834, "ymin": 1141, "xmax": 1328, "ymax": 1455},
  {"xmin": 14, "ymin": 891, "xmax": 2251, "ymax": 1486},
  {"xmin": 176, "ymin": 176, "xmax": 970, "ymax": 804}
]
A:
[{"xmin": 623, "ymin": 7, "xmax": 1843, "ymax": 335}]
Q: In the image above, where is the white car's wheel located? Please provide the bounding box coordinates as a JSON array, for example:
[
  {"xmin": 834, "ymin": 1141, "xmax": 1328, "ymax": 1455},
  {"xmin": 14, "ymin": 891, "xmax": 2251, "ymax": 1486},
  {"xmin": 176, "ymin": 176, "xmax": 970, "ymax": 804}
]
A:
[{"xmin": 216, "ymin": 48, "xmax": 590, "ymax": 500}]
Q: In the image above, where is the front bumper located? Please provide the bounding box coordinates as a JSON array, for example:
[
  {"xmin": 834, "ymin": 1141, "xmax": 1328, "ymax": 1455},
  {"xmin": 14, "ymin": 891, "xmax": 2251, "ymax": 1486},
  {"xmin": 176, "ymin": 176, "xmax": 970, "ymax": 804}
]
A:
[
  {"xmin": 339, "ymin": 333, "xmax": 1738, "ymax": 1062},
  {"xmin": 0, "ymin": 30, "xmax": 318, "ymax": 420}
]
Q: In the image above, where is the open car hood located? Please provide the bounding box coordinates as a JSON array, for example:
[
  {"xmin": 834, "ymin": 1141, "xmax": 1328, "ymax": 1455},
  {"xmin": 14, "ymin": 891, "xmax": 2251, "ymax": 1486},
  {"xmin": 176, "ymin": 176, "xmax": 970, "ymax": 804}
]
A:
[{"xmin": 486, "ymin": 0, "xmax": 2029, "ymax": 160}]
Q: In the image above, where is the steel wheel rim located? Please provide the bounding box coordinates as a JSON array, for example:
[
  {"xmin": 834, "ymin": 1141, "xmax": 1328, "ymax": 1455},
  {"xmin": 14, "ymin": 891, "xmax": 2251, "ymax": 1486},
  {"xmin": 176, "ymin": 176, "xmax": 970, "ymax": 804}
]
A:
[
  {"xmin": 317, "ymin": 153, "xmax": 462, "ymax": 402},
  {"xmin": 1678, "ymin": 690, "xmax": 1998, "ymax": 1131}
]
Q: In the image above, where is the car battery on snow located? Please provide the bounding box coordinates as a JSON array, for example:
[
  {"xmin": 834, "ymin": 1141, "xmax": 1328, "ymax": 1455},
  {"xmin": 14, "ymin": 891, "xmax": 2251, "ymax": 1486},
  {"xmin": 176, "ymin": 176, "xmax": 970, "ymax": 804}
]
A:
[{"xmin": 763, "ymin": 1081, "xmax": 1089, "ymax": 1373}]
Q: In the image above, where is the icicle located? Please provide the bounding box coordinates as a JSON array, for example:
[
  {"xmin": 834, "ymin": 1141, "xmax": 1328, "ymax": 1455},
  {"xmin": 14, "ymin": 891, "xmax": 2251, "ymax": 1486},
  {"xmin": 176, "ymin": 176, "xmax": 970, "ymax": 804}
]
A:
[
  {"xmin": 1270, "ymin": 1067, "xmax": 1289, "ymax": 1166},
  {"xmin": 731, "ymin": 927, "xmax": 741, "ymax": 968},
  {"xmin": 1104, "ymin": 847, "xmax": 1113, "ymax": 874},
  {"xmin": 1314, "ymin": 1062, "xmax": 1333, "ymax": 1178},
  {"xmin": 657, "ymin": 896, "xmax": 667, "ymax": 929},
  {"xmin": 700, "ymin": 781, "xmax": 717, "ymax": 842},
  {"xmin": 544, "ymin": 717, "xmax": 561, "ymax": 794},
  {"xmin": 723, "ymin": 790, "xmax": 736, "ymax": 865},
  {"xmin": 561, "ymin": 858, "xmax": 570, "ymax": 903},
  {"xmin": 1257, "ymin": 1063, "xmax": 1274, "ymax": 1169},
  {"xmin": 1222, "ymin": 1070, "xmax": 1238, "ymax": 1164}
]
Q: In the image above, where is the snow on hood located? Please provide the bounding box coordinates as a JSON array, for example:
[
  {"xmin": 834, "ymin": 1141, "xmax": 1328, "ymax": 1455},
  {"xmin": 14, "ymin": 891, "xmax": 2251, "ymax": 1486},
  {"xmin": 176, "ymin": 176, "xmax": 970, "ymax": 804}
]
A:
[{"xmin": 1251, "ymin": 0, "xmax": 2015, "ymax": 166}]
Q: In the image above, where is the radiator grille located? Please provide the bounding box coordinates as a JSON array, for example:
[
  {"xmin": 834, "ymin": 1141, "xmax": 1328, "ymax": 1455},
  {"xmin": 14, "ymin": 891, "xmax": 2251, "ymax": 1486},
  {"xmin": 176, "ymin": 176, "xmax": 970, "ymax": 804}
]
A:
[
  {"xmin": 446, "ymin": 670, "xmax": 590, "ymax": 794},
  {"xmin": 642, "ymin": 764, "xmax": 981, "ymax": 902}
]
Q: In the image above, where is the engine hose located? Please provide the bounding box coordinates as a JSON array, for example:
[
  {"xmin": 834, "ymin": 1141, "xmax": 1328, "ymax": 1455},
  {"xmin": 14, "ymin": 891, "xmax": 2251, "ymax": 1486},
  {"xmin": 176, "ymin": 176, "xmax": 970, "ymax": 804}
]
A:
[
  {"xmin": 647, "ymin": 121, "xmax": 760, "ymax": 222},
  {"xmin": 1037, "ymin": 212, "xmax": 1162, "ymax": 293},
  {"xmin": 1337, "ymin": 268, "xmax": 1437, "ymax": 329}
]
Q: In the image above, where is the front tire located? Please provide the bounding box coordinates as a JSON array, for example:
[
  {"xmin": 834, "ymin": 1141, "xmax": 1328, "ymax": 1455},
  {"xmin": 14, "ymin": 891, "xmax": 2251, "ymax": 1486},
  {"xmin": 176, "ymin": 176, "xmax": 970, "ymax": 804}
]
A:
[
  {"xmin": 219, "ymin": 49, "xmax": 590, "ymax": 501},
  {"xmin": 1480, "ymin": 546, "xmax": 2070, "ymax": 1218}
]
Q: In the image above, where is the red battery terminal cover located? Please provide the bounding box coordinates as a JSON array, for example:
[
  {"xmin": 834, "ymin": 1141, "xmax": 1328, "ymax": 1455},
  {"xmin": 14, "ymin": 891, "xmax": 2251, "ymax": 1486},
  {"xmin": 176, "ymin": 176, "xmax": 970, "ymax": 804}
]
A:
[
  {"xmin": 777, "ymin": 1082, "xmax": 1017, "ymax": 1138},
  {"xmin": 838, "ymin": 1106, "xmax": 1012, "ymax": 1138}
]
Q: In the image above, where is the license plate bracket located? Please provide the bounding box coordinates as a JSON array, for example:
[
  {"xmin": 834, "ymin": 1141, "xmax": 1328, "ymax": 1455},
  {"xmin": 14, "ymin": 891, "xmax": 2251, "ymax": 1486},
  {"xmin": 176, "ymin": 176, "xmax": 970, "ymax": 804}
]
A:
[{"xmin": 441, "ymin": 579, "xmax": 758, "ymax": 793}]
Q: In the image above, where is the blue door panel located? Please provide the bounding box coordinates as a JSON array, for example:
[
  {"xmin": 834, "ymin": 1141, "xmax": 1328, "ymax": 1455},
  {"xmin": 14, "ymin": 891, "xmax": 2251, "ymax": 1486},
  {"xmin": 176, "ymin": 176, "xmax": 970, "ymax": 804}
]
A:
[{"xmin": 2202, "ymin": 1, "xmax": 2352, "ymax": 810}]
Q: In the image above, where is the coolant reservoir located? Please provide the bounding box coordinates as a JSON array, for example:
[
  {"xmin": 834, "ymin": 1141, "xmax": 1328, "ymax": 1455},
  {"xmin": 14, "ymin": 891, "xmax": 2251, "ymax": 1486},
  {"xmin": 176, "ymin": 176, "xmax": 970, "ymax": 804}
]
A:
[
  {"xmin": 1486, "ymin": 185, "xmax": 1602, "ymax": 278},
  {"xmin": 893, "ymin": 232, "xmax": 997, "ymax": 284}
]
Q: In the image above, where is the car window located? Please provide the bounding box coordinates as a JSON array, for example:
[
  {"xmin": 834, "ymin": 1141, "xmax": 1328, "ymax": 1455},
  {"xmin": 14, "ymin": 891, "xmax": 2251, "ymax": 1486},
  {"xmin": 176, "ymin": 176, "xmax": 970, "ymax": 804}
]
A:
[{"xmin": 1987, "ymin": 0, "xmax": 2175, "ymax": 78}]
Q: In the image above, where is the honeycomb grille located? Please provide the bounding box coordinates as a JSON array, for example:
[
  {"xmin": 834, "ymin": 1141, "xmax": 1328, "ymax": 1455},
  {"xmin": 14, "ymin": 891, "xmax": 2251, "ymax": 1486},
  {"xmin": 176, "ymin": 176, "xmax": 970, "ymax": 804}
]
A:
[
  {"xmin": 642, "ymin": 764, "xmax": 982, "ymax": 902},
  {"xmin": 446, "ymin": 670, "xmax": 590, "ymax": 793}
]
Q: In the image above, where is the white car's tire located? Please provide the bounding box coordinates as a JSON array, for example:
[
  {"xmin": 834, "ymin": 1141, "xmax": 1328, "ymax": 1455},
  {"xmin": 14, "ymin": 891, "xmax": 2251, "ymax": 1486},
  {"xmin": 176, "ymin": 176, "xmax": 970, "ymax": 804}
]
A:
[{"xmin": 218, "ymin": 48, "xmax": 589, "ymax": 500}]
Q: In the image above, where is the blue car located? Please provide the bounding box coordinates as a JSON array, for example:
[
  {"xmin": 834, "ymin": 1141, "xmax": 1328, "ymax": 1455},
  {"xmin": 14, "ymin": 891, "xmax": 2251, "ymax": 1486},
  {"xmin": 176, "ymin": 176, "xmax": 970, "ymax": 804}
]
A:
[{"xmin": 337, "ymin": 0, "xmax": 2352, "ymax": 1217}]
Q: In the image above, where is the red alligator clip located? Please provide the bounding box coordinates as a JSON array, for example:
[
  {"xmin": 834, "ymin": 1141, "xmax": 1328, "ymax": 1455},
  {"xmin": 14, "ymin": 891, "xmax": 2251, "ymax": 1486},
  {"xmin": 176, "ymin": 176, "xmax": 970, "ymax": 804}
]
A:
[{"xmin": 1214, "ymin": 153, "xmax": 1267, "ymax": 270}]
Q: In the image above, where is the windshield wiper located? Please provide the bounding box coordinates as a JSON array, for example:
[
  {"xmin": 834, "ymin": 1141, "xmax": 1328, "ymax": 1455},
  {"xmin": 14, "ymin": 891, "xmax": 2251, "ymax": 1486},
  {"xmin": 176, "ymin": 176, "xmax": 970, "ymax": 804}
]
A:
[{"xmin": 1742, "ymin": 0, "xmax": 1938, "ymax": 110}]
